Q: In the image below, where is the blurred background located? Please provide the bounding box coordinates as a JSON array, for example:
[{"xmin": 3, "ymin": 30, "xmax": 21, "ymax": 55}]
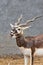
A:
[{"xmin": 0, "ymin": 0, "xmax": 43, "ymax": 55}]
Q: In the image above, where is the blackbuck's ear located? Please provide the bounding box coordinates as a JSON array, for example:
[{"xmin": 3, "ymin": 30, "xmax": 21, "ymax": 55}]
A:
[
  {"xmin": 10, "ymin": 23, "xmax": 14, "ymax": 28},
  {"xmin": 21, "ymin": 25, "xmax": 32, "ymax": 30}
]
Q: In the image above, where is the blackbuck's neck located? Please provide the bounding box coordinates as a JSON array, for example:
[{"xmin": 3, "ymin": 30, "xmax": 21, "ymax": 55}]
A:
[
  {"xmin": 16, "ymin": 34, "xmax": 35, "ymax": 48},
  {"xmin": 16, "ymin": 34, "xmax": 26, "ymax": 47}
]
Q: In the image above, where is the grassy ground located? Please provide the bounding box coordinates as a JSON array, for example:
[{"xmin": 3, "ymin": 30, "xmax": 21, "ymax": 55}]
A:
[{"xmin": 0, "ymin": 55, "xmax": 43, "ymax": 65}]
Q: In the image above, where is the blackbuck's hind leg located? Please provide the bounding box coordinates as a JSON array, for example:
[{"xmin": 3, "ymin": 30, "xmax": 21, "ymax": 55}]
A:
[{"xmin": 24, "ymin": 55, "xmax": 29, "ymax": 65}]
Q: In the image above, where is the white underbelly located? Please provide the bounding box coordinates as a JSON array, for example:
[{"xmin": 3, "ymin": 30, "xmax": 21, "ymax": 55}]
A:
[
  {"xmin": 34, "ymin": 48, "xmax": 43, "ymax": 56},
  {"xmin": 19, "ymin": 47, "xmax": 43, "ymax": 56}
]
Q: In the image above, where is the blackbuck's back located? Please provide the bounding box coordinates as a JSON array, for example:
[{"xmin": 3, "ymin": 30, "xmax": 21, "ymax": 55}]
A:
[{"xmin": 35, "ymin": 34, "xmax": 43, "ymax": 48}]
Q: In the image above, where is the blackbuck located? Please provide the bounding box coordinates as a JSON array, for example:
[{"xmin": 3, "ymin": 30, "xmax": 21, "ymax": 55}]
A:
[{"xmin": 10, "ymin": 15, "xmax": 43, "ymax": 65}]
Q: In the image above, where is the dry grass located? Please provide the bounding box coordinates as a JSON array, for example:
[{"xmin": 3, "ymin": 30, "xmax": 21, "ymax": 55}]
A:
[{"xmin": 0, "ymin": 55, "xmax": 43, "ymax": 65}]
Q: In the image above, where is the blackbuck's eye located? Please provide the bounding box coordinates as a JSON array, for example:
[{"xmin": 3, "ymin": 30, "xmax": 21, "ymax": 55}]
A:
[{"xmin": 18, "ymin": 29, "xmax": 20, "ymax": 30}]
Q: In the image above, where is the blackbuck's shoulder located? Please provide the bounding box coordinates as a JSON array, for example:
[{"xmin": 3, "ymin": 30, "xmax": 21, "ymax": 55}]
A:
[
  {"xmin": 25, "ymin": 36, "xmax": 35, "ymax": 41},
  {"xmin": 35, "ymin": 34, "xmax": 43, "ymax": 41}
]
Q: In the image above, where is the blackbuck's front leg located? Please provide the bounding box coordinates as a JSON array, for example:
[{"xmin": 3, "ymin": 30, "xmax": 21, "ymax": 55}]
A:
[
  {"xmin": 24, "ymin": 55, "xmax": 29, "ymax": 65},
  {"xmin": 30, "ymin": 53, "xmax": 33, "ymax": 65},
  {"xmin": 30, "ymin": 50, "xmax": 34, "ymax": 65}
]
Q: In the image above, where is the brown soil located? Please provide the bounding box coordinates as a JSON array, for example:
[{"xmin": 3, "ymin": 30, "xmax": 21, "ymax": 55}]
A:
[{"xmin": 0, "ymin": 55, "xmax": 43, "ymax": 65}]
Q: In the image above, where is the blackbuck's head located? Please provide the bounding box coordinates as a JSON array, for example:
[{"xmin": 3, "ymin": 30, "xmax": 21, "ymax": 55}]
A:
[
  {"xmin": 10, "ymin": 15, "xmax": 32, "ymax": 38},
  {"xmin": 10, "ymin": 15, "xmax": 43, "ymax": 38}
]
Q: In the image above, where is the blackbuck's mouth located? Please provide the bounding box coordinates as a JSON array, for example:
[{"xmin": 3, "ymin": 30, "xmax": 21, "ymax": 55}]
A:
[{"xmin": 10, "ymin": 33, "xmax": 14, "ymax": 37}]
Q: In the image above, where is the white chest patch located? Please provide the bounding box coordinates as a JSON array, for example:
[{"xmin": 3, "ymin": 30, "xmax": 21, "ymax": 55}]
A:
[{"xmin": 19, "ymin": 47, "xmax": 31, "ymax": 55}]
